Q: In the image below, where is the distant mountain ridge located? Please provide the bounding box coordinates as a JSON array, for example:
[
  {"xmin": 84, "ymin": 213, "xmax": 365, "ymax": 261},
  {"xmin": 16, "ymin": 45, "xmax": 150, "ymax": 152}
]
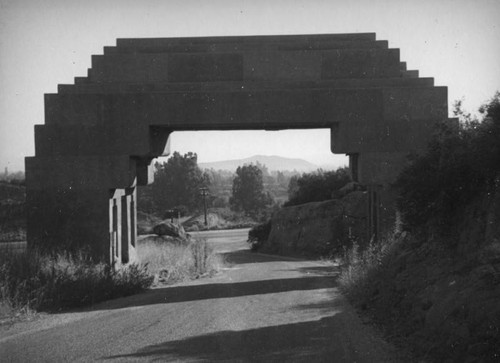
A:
[{"xmin": 199, "ymin": 155, "xmax": 318, "ymax": 172}]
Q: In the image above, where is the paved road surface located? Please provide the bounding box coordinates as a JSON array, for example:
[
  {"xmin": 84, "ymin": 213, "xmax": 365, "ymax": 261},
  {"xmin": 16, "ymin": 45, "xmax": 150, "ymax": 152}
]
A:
[{"xmin": 0, "ymin": 229, "xmax": 405, "ymax": 362}]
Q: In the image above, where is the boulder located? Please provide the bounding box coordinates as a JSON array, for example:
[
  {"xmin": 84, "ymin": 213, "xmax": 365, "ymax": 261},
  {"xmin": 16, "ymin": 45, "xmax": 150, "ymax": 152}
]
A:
[{"xmin": 153, "ymin": 221, "xmax": 186, "ymax": 238}]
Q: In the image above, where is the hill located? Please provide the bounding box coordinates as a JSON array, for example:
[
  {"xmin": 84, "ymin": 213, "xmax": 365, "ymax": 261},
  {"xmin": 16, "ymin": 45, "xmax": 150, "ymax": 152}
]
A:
[{"xmin": 199, "ymin": 155, "xmax": 318, "ymax": 172}]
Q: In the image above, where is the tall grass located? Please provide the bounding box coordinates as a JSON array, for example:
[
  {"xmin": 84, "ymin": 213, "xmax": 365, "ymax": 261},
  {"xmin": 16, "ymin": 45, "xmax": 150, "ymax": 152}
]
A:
[
  {"xmin": 137, "ymin": 237, "xmax": 224, "ymax": 285},
  {"xmin": 0, "ymin": 236, "xmax": 224, "ymax": 320},
  {"xmin": 338, "ymin": 234, "xmax": 400, "ymax": 298},
  {"xmin": 0, "ymin": 249, "xmax": 153, "ymax": 318}
]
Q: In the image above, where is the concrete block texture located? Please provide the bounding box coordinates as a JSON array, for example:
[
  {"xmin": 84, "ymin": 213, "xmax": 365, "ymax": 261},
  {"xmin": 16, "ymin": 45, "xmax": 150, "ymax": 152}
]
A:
[
  {"xmin": 26, "ymin": 155, "xmax": 137, "ymax": 189},
  {"xmin": 34, "ymin": 124, "xmax": 171, "ymax": 157},
  {"xmin": 88, "ymin": 49, "xmax": 401, "ymax": 84},
  {"xmin": 26, "ymin": 33, "xmax": 449, "ymax": 264},
  {"xmin": 26, "ymin": 187, "xmax": 111, "ymax": 260},
  {"xmin": 45, "ymin": 89, "xmax": 387, "ymax": 128},
  {"xmin": 26, "ymin": 186, "xmax": 138, "ymax": 265}
]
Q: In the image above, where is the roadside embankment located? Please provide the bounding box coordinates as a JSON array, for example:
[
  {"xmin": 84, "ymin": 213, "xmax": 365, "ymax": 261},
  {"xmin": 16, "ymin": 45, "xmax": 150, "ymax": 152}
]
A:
[{"xmin": 339, "ymin": 185, "xmax": 500, "ymax": 362}]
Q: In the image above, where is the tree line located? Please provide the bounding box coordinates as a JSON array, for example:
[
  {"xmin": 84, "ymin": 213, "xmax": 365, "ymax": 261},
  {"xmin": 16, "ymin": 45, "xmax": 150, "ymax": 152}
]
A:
[
  {"xmin": 137, "ymin": 153, "xmax": 287, "ymax": 218},
  {"xmin": 138, "ymin": 151, "xmax": 350, "ymax": 219}
]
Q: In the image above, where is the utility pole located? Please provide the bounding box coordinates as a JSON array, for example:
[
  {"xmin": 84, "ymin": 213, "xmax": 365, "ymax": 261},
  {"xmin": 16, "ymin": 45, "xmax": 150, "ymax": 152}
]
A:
[{"xmin": 199, "ymin": 187, "xmax": 209, "ymax": 226}]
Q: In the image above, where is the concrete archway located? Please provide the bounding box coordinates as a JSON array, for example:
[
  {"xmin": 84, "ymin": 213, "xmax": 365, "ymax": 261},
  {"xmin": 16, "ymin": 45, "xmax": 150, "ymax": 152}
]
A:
[{"xmin": 26, "ymin": 33, "xmax": 448, "ymax": 265}]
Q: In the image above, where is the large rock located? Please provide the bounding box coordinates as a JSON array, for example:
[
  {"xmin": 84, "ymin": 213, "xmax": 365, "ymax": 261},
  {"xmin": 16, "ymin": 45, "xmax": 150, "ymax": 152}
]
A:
[
  {"xmin": 153, "ymin": 221, "xmax": 186, "ymax": 239},
  {"xmin": 265, "ymin": 191, "xmax": 367, "ymax": 256}
]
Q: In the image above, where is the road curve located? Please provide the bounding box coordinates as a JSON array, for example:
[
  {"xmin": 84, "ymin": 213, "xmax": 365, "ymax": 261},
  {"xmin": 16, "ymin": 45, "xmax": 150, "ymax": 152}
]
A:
[{"xmin": 0, "ymin": 229, "xmax": 405, "ymax": 362}]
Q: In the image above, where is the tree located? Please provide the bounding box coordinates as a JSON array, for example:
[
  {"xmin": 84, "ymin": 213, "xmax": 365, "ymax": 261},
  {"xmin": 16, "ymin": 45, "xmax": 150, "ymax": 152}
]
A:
[
  {"xmin": 276, "ymin": 171, "xmax": 287, "ymax": 188},
  {"xmin": 139, "ymin": 152, "xmax": 208, "ymax": 215},
  {"xmin": 395, "ymin": 92, "xmax": 500, "ymax": 236},
  {"xmin": 287, "ymin": 174, "xmax": 299, "ymax": 197},
  {"xmin": 230, "ymin": 164, "xmax": 272, "ymax": 214},
  {"xmin": 285, "ymin": 167, "xmax": 351, "ymax": 207}
]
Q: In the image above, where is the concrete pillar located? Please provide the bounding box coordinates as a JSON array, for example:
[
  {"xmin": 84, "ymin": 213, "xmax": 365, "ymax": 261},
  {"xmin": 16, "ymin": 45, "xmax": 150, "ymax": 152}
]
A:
[
  {"xmin": 108, "ymin": 188, "xmax": 137, "ymax": 267},
  {"xmin": 348, "ymin": 153, "xmax": 359, "ymax": 182},
  {"xmin": 130, "ymin": 189, "xmax": 137, "ymax": 249},
  {"xmin": 109, "ymin": 191, "xmax": 121, "ymax": 266},
  {"xmin": 26, "ymin": 186, "xmax": 111, "ymax": 260},
  {"xmin": 26, "ymin": 124, "xmax": 170, "ymax": 265},
  {"xmin": 366, "ymin": 185, "xmax": 381, "ymax": 242},
  {"xmin": 119, "ymin": 187, "xmax": 137, "ymax": 265},
  {"xmin": 121, "ymin": 192, "xmax": 130, "ymax": 264},
  {"xmin": 25, "ymin": 156, "xmax": 145, "ymax": 264}
]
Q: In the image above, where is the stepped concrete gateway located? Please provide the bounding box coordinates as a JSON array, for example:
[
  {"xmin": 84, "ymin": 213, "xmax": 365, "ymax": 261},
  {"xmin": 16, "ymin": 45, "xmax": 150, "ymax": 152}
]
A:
[{"xmin": 26, "ymin": 33, "xmax": 449, "ymax": 265}]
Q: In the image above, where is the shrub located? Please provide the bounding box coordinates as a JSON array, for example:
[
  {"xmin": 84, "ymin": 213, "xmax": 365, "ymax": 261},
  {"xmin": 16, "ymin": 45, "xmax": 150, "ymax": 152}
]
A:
[
  {"xmin": 247, "ymin": 220, "xmax": 272, "ymax": 251},
  {"xmin": 211, "ymin": 196, "xmax": 229, "ymax": 208}
]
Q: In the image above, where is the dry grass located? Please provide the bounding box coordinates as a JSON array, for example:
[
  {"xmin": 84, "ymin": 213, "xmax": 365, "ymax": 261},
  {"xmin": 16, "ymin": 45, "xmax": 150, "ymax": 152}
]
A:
[
  {"xmin": 0, "ymin": 233, "xmax": 224, "ymax": 322},
  {"xmin": 137, "ymin": 236, "xmax": 224, "ymax": 285},
  {"xmin": 338, "ymin": 235, "xmax": 399, "ymax": 297},
  {"xmin": 0, "ymin": 249, "xmax": 153, "ymax": 320}
]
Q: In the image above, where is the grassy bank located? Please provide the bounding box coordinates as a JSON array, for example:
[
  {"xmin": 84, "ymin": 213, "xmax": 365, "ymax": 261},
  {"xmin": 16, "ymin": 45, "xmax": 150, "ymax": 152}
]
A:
[
  {"xmin": 338, "ymin": 230, "xmax": 500, "ymax": 362},
  {"xmin": 0, "ymin": 250, "xmax": 153, "ymax": 319}
]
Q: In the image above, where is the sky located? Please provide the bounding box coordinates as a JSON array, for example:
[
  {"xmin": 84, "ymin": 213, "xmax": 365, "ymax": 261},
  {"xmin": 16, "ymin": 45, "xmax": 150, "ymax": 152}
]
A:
[{"xmin": 1, "ymin": 0, "xmax": 499, "ymax": 172}]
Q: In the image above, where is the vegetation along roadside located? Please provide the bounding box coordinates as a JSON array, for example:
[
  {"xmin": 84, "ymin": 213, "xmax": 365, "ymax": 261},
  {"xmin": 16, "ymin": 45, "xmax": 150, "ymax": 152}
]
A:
[
  {"xmin": 338, "ymin": 93, "xmax": 500, "ymax": 362},
  {"xmin": 0, "ymin": 236, "xmax": 221, "ymax": 324}
]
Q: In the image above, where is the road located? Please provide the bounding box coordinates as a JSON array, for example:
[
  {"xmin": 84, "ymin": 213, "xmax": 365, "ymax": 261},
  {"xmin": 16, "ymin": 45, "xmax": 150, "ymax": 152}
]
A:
[{"xmin": 0, "ymin": 228, "xmax": 405, "ymax": 362}]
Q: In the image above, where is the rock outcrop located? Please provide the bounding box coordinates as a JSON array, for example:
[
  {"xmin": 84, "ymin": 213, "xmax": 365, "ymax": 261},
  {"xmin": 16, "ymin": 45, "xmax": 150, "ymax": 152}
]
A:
[{"xmin": 264, "ymin": 191, "xmax": 367, "ymax": 256}]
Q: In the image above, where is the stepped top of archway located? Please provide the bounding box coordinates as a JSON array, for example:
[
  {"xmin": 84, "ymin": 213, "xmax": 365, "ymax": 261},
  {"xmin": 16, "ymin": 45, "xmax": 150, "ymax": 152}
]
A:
[
  {"xmin": 114, "ymin": 33, "xmax": 377, "ymax": 47},
  {"xmin": 34, "ymin": 33, "xmax": 448, "ymax": 191},
  {"xmin": 103, "ymin": 33, "xmax": 387, "ymax": 55},
  {"xmin": 57, "ymin": 33, "xmax": 435, "ymax": 92}
]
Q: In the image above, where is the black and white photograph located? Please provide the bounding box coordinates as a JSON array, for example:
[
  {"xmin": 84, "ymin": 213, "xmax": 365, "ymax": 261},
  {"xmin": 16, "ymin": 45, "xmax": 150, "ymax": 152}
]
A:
[{"xmin": 1, "ymin": 0, "xmax": 499, "ymax": 361}]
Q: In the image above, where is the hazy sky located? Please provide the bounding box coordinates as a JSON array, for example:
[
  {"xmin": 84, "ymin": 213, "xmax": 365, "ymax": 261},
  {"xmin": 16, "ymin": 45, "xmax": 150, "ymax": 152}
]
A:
[{"xmin": 1, "ymin": 0, "xmax": 499, "ymax": 171}]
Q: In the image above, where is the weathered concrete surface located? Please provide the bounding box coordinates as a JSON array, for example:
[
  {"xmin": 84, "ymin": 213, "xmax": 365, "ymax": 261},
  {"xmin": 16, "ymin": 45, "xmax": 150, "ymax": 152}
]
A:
[{"xmin": 26, "ymin": 33, "xmax": 449, "ymax": 264}]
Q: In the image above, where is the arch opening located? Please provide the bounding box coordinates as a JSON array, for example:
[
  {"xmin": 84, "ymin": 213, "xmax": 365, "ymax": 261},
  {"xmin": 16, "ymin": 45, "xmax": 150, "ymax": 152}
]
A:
[{"xmin": 167, "ymin": 129, "xmax": 348, "ymax": 170}]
